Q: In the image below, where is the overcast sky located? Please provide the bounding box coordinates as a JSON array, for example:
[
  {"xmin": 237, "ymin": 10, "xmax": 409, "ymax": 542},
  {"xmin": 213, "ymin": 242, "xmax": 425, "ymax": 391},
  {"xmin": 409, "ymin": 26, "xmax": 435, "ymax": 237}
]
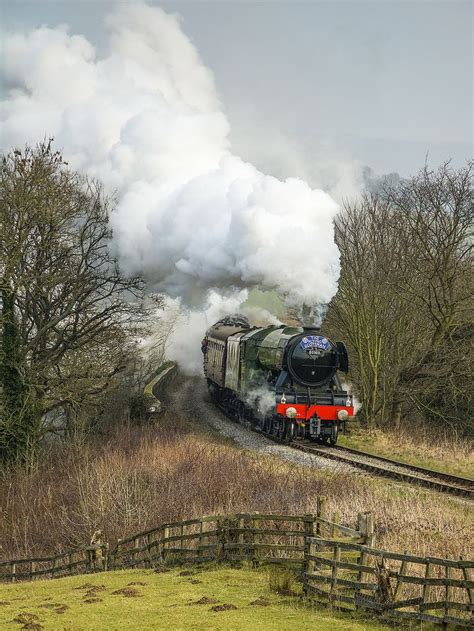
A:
[{"xmin": 1, "ymin": 0, "xmax": 472, "ymax": 185}]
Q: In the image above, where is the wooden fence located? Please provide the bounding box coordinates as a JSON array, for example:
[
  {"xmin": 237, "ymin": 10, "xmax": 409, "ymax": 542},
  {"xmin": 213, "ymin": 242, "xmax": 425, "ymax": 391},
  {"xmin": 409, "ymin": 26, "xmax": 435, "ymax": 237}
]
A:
[
  {"xmin": 304, "ymin": 537, "xmax": 473, "ymax": 628},
  {"xmin": 0, "ymin": 498, "xmax": 366, "ymax": 580},
  {"xmin": 0, "ymin": 544, "xmax": 108, "ymax": 583},
  {"xmin": 1, "ymin": 500, "xmax": 472, "ymax": 628},
  {"xmin": 108, "ymin": 498, "xmax": 370, "ymax": 570}
]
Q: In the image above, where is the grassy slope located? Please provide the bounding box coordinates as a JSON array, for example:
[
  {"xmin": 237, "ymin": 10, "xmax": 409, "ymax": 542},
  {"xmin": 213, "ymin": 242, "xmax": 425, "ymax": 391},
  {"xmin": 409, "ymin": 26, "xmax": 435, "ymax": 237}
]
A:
[
  {"xmin": 0, "ymin": 566, "xmax": 390, "ymax": 630},
  {"xmin": 339, "ymin": 428, "xmax": 473, "ymax": 478}
]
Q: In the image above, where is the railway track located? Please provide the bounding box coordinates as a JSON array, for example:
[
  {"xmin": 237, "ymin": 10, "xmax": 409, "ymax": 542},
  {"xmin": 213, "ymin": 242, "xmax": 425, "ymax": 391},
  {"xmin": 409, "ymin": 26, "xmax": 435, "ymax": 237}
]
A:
[
  {"xmin": 212, "ymin": 393, "xmax": 473, "ymax": 499},
  {"xmin": 286, "ymin": 439, "xmax": 474, "ymax": 499}
]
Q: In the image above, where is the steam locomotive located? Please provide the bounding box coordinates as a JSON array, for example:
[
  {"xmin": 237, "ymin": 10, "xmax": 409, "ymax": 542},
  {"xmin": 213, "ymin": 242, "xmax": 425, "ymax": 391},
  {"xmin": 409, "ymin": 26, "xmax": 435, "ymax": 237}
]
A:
[{"xmin": 202, "ymin": 316, "xmax": 354, "ymax": 444}]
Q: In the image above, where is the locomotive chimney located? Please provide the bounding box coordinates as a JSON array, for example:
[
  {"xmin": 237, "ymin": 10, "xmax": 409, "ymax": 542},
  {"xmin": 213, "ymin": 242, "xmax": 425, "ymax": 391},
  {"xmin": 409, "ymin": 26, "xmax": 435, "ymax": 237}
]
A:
[{"xmin": 300, "ymin": 303, "xmax": 323, "ymax": 329}]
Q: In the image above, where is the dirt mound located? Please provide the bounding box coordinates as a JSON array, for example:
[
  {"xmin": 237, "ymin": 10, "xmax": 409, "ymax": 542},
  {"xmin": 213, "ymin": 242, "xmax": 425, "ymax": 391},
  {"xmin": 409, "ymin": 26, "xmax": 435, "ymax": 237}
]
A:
[
  {"xmin": 74, "ymin": 583, "xmax": 106, "ymax": 591},
  {"xmin": 189, "ymin": 579, "xmax": 202, "ymax": 584},
  {"xmin": 54, "ymin": 605, "xmax": 69, "ymax": 614},
  {"xmin": 193, "ymin": 596, "xmax": 219, "ymax": 605},
  {"xmin": 178, "ymin": 570, "xmax": 195, "ymax": 576},
  {"xmin": 249, "ymin": 598, "xmax": 272, "ymax": 607},
  {"xmin": 111, "ymin": 587, "xmax": 142, "ymax": 598},
  {"xmin": 12, "ymin": 613, "xmax": 40, "ymax": 625},
  {"xmin": 127, "ymin": 581, "xmax": 147, "ymax": 586},
  {"xmin": 250, "ymin": 598, "xmax": 271, "ymax": 606},
  {"xmin": 153, "ymin": 566, "xmax": 171, "ymax": 573},
  {"xmin": 21, "ymin": 624, "xmax": 43, "ymax": 630},
  {"xmin": 210, "ymin": 603, "xmax": 238, "ymax": 612},
  {"xmin": 83, "ymin": 597, "xmax": 102, "ymax": 604}
]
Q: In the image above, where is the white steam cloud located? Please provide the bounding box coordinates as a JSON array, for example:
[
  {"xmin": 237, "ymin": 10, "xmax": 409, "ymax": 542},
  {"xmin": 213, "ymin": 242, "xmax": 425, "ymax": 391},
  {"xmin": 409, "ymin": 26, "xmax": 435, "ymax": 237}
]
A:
[
  {"xmin": 1, "ymin": 2, "xmax": 341, "ymax": 313},
  {"xmin": 160, "ymin": 291, "xmax": 282, "ymax": 376}
]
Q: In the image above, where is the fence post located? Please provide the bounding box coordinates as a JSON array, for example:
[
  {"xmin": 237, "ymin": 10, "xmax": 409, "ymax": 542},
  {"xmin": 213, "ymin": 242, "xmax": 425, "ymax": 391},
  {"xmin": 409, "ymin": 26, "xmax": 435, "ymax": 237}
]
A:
[
  {"xmin": 357, "ymin": 513, "xmax": 364, "ymax": 541},
  {"xmin": 251, "ymin": 514, "xmax": 259, "ymax": 567},
  {"xmin": 115, "ymin": 539, "xmax": 123, "ymax": 570},
  {"xmin": 179, "ymin": 523, "xmax": 184, "ymax": 560},
  {"xmin": 304, "ymin": 514, "xmax": 316, "ymax": 597},
  {"xmin": 218, "ymin": 517, "xmax": 231, "ymax": 562},
  {"xmin": 86, "ymin": 548, "xmax": 92, "ymax": 573},
  {"xmin": 237, "ymin": 516, "xmax": 245, "ymax": 547},
  {"xmin": 235, "ymin": 515, "xmax": 245, "ymax": 563},
  {"xmin": 355, "ymin": 547, "xmax": 368, "ymax": 611},
  {"xmin": 393, "ymin": 554, "xmax": 408, "ymax": 601},
  {"xmin": 134, "ymin": 537, "xmax": 140, "ymax": 568},
  {"xmin": 228, "ymin": 516, "xmax": 241, "ymax": 564},
  {"xmin": 329, "ymin": 544, "xmax": 341, "ymax": 603},
  {"xmin": 103, "ymin": 543, "xmax": 109, "ymax": 572},
  {"xmin": 162, "ymin": 526, "xmax": 170, "ymax": 563},
  {"xmin": 316, "ymin": 496, "xmax": 327, "ymax": 537},
  {"xmin": 198, "ymin": 521, "xmax": 204, "ymax": 563},
  {"xmin": 360, "ymin": 512, "xmax": 375, "ymax": 546},
  {"xmin": 155, "ymin": 528, "xmax": 163, "ymax": 563},
  {"xmin": 331, "ymin": 512, "xmax": 340, "ymax": 538},
  {"xmin": 461, "ymin": 557, "xmax": 474, "ymax": 610},
  {"xmin": 11, "ymin": 562, "xmax": 16, "ymax": 583},
  {"xmin": 146, "ymin": 534, "xmax": 153, "ymax": 568},
  {"xmin": 443, "ymin": 565, "xmax": 453, "ymax": 623},
  {"xmin": 420, "ymin": 562, "xmax": 434, "ymax": 614}
]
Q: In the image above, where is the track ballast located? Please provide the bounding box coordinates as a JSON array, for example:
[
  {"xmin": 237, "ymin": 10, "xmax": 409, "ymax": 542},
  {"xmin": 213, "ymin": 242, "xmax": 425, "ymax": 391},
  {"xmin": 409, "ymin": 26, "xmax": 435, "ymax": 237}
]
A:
[{"xmin": 211, "ymin": 390, "xmax": 473, "ymax": 499}]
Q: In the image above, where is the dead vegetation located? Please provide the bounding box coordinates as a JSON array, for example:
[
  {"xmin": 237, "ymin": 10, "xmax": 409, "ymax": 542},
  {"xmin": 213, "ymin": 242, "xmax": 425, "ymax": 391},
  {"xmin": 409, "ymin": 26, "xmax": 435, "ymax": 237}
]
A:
[
  {"xmin": 341, "ymin": 421, "xmax": 473, "ymax": 477},
  {"xmin": 0, "ymin": 417, "xmax": 471, "ymax": 564}
]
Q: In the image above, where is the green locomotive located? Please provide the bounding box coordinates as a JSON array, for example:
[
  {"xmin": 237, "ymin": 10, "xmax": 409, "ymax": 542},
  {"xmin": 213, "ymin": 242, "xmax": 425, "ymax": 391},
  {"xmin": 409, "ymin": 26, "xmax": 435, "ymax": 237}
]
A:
[{"xmin": 202, "ymin": 316, "xmax": 354, "ymax": 444}]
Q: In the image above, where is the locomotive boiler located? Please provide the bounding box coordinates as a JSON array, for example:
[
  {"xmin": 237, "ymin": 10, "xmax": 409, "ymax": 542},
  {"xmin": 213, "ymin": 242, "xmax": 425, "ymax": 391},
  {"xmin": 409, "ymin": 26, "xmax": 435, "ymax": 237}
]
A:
[{"xmin": 202, "ymin": 316, "xmax": 354, "ymax": 444}]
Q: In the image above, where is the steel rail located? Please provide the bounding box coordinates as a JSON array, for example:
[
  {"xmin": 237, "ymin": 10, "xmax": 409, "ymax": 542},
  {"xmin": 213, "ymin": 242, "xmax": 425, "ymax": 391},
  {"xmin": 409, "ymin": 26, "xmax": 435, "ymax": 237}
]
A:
[{"xmin": 212, "ymin": 397, "xmax": 473, "ymax": 499}]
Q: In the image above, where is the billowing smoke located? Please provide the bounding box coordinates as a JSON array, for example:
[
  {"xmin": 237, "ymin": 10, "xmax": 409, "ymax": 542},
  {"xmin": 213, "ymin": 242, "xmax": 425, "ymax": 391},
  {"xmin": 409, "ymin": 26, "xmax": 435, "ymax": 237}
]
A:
[
  {"xmin": 160, "ymin": 291, "xmax": 282, "ymax": 375},
  {"xmin": 243, "ymin": 384, "xmax": 277, "ymax": 419},
  {"xmin": 1, "ymin": 2, "xmax": 340, "ymax": 307}
]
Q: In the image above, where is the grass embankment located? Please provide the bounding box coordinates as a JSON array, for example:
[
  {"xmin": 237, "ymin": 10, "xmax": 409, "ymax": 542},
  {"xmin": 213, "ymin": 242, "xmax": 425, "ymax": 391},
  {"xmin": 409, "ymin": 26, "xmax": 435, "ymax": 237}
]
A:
[
  {"xmin": 143, "ymin": 361, "xmax": 175, "ymax": 397},
  {"xmin": 0, "ymin": 566, "xmax": 389, "ymax": 630},
  {"xmin": 339, "ymin": 425, "xmax": 473, "ymax": 478}
]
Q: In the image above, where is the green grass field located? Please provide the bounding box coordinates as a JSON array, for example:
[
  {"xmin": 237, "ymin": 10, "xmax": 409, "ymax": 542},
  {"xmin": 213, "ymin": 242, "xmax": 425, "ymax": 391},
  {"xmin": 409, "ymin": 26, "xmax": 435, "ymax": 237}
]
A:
[{"xmin": 0, "ymin": 565, "xmax": 391, "ymax": 630}]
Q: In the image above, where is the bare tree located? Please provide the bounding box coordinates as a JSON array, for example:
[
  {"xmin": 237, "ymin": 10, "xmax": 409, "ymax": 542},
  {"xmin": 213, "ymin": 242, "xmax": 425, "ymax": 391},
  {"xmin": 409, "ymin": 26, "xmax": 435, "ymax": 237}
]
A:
[
  {"xmin": 0, "ymin": 141, "xmax": 151, "ymax": 460},
  {"xmin": 326, "ymin": 194, "xmax": 424, "ymax": 428},
  {"xmin": 326, "ymin": 161, "xmax": 473, "ymax": 433},
  {"xmin": 384, "ymin": 162, "xmax": 473, "ymax": 429}
]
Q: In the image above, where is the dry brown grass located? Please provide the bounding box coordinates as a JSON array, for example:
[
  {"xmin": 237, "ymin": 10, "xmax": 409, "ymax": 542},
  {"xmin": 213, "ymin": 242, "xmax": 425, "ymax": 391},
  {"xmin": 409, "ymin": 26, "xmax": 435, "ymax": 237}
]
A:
[
  {"xmin": 0, "ymin": 417, "xmax": 472, "ymax": 563},
  {"xmin": 340, "ymin": 422, "xmax": 473, "ymax": 478}
]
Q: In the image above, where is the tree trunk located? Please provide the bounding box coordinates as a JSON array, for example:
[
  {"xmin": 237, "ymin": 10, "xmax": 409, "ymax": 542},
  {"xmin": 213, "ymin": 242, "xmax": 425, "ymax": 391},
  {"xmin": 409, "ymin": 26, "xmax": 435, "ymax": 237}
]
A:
[
  {"xmin": 0, "ymin": 284, "xmax": 38, "ymax": 460},
  {"xmin": 390, "ymin": 393, "xmax": 402, "ymax": 431}
]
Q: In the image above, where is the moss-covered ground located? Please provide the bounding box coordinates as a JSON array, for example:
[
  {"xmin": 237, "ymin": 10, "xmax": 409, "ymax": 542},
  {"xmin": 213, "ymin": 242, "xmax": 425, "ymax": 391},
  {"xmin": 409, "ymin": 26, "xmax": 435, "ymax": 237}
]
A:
[{"xmin": 0, "ymin": 565, "xmax": 392, "ymax": 630}]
